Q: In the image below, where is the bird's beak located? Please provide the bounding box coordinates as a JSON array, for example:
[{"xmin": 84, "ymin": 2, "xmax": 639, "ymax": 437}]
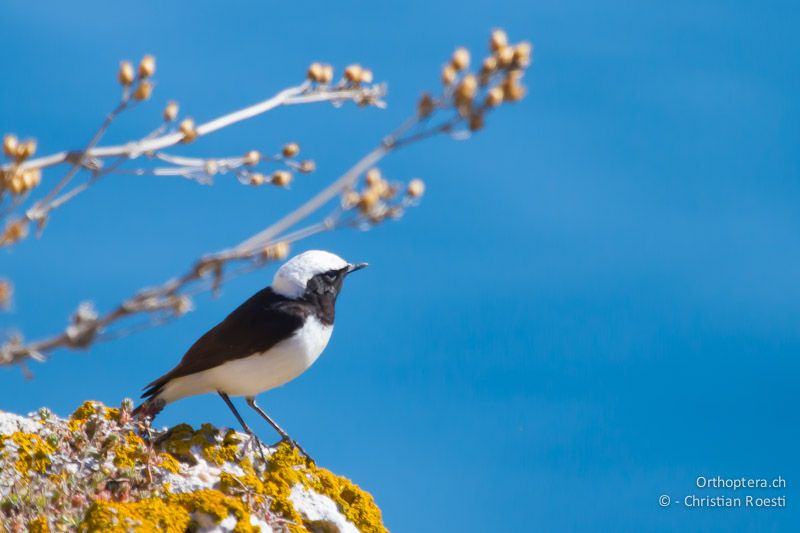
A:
[{"xmin": 346, "ymin": 262, "xmax": 368, "ymax": 274}]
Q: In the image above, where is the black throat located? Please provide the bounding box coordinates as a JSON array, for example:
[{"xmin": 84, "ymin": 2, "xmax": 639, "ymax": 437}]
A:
[{"xmin": 300, "ymin": 267, "xmax": 348, "ymax": 326}]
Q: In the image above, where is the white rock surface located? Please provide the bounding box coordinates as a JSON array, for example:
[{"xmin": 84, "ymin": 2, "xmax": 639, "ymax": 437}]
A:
[
  {"xmin": 0, "ymin": 411, "xmax": 41, "ymax": 436},
  {"xmin": 290, "ymin": 485, "xmax": 360, "ymax": 533}
]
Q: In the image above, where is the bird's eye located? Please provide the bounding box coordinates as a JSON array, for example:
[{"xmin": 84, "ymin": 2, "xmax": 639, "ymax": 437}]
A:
[{"xmin": 324, "ymin": 272, "xmax": 337, "ymax": 282}]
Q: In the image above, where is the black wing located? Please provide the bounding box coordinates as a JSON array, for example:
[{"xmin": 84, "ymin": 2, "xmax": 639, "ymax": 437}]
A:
[{"xmin": 142, "ymin": 287, "xmax": 310, "ymax": 399}]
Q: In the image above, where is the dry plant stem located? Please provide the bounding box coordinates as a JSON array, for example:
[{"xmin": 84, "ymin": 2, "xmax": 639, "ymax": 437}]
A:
[
  {"xmin": 1, "ymin": 29, "xmax": 532, "ymax": 370},
  {"xmin": 46, "ymin": 156, "xmax": 129, "ymax": 213},
  {"xmin": 9, "ymin": 81, "xmax": 385, "ymax": 226},
  {"xmin": 27, "ymin": 99, "xmax": 131, "ymax": 224},
  {"xmin": 0, "ymin": 114, "xmax": 442, "ymax": 368},
  {"xmin": 231, "ymin": 114, "xmax": 453, "ymax": 253},
  {"xmin": 1, "ymin": 220, "xmax": 333, "ymax": 364},
  {"xmin": 9, "ymin": 82, "xmax": 380, "ymax": 173},
  {"xmin": 233, "ymin": 145, "xmax": 388, "ymax": 253}
]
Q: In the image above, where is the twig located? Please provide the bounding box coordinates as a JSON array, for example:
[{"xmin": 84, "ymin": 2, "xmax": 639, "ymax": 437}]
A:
[
  {"xmin": 3, "ymin": 81, "xmax": 386, "ymax": 230},
  {"xmin": 0, "ymin": 29, "xmax": 533, "ymax": 368},
  {"xmin": 0, "ymin": 116, "xmax": 439, "ymax": 367},
  {"xmin": 8, "ymin": 83, "xmax": 384, "ymax": 173}
]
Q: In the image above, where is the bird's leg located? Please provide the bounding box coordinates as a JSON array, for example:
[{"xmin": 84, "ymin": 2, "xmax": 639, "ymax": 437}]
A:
[
  {"xmin": 218, "ymin": 391, "xmax": 267, "ymax": 463},
  {"xmin": 246, "ymin": 397, "xmax": 313, "ymax": 462}
]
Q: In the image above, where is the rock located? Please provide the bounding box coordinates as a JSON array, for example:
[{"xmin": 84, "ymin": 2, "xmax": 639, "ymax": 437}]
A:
[{"xmin": 0, "ymin": 401, "xmax": 386, "ymax": 532}]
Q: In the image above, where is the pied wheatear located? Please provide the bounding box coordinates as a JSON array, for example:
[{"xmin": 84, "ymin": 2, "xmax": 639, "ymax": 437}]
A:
[{"xmin": 134, "ymin": 250, "xmax": 367, "ymax": 458}]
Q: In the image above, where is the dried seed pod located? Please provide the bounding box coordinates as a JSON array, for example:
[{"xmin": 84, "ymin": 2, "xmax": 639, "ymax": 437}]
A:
[
  {"xmin": 298, "ymin": 160, "xmax": 316, "ymax": 173},
  {"xmin": 441, "ymin": 64, "xmax": 456, "ymax": 86},
  {"xmin": 360, "ymin": 69, "xmax": 374, "ymax": 83},
  {"xmin": 118, "ymin": 61, "xmax": 135, "ymax": 86},
  {"xmin": 342, "ymin": 190, "xmax": 361, "ymax": 208},
  {"xmin": 2, "ymin": 219, "xmax": 28, "ymax": 244},
  {"xmin": 502, "ymin": 72, "xmax": 526, "ymax": 101},
  {"xmin": 8, "ymin": 173, "xmax": 24, "ymax": 194},
  {"xmin": 451, "ymin": 47, "xmax": 471, "ymax": 71},
  {"xmin": 132, "ymin": 81, "xmax": 153, "ymax": 101},
  {"xmin": 506, "ymin": 69, "xmax": 523, "ymax": 84},
  {"xmin": 2, "ymin": 134, "xmax": 18, "ymax": 158},
  {"xmin": 418, "ymin": 92, "xmax": 435, "ymax": 118},
  {"xmin": 371, "ymin": 180, "xmax": 390, "ymax": 198},
  {"xmin": 22, "ymin": 168, "xmax": 41, "ymax": 189},
  {"xmin": 496, "ymin": 45, "xmax": 515, "ymax": 67},
  {"xmin": 365, "ymin": 168, "xmax": 382, "ymax": 186},
  {"xmin": 407, "ymin": 178, "xmax": 425, "ymax": 198},
  {"xmin": 481, "ymin": 56, "xmax": 498, "ymax": 73},
  {"xmin": 458, "ymin": 74, "xmax": 478, "ymax": 98},
  {"xmin": 243, "ymin": 150, "xmax": 261, "ymax": 166},
  {"xmin": 163, "ymin": 101, "xmax": 179, "ymax": 121},
  {"xmin": 513, "ymin": 42, "xmax": 533, "ymax": 66},
  {"xmin": 344, "ymin": 64, "xmax": 363, "ymax": 83},
  {"xmin": 266, "ymin": 241, "xmax": 290, "ymax": 260},
  {"xmin": 490, "ymin": 29, "xmax": 508, "ymax": 52},
  {"xmin": 485, "ymin": 86, "xmax": 504, "ymax": 107},
  {"xmin": 18, "ymin": 139, "xmax": 37, "ymax": 160},
  {"xmin": 320, "ymin": 64, "xmax": 334, "ymax": 84},
  {"xmin": 456, "ymin": 74, "xmax": 477, "ymax": 100},
  {"xmin": 271, "ymin": 170, "xmax": 293, "ymax": 187},
  {"xmin": 249, "ymin": 173, "xmax": 266, "ymax": 186},
  {"xmin": 380, "ymin": 184, "xmax": 398, "ymax": 200},
  {"xmin": 179, "ymin": 118, "xmax": 197, "ymax": 143},
  {"xmin": 138, "ymin": 54, "xmax": 156, "ymax": 78},
  {"xmin": 505, "ymin": 83, "xmax": 526, "ymax": 101},
  {"xmin": 358, "ymin": 189, "xmax": 380, "ymax": 212},
  {"xmin": 307, "ymin": 62, "xmax": 324, "ymax": 82},
  {"xmin": 282, "ymin": 143, "xmax": 300, "ymax": 158}
]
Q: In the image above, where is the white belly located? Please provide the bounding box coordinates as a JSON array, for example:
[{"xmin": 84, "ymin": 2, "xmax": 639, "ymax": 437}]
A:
[{"xmin": 159, "ymin": 317, "xmax": 333, "ymax": 402}]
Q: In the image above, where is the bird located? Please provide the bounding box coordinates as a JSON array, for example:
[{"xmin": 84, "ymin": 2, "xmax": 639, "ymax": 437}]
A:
[{"xmin": 133, "ymin": 250, "xmax": 367, "ymax": 458}]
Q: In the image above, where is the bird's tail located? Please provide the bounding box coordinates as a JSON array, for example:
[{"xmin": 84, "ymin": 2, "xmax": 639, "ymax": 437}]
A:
[
  {"xmin": 132, "ymin": 397, "xmax": 167, "ymax": 420},
  {"xmin": 134, "ymin": 370, "xmax": 173, "ymax": 420}
]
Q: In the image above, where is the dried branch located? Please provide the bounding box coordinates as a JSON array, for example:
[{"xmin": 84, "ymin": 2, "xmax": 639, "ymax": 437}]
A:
[
  {"xmin": 0, "ymin": 29, "xmax": 533, "ymax": 369},
  {"xmin": 0, "ymin": 55, "xmax": 386, "ymax": 245},
  {"xmin": 11, "ymin": 83, "xmax": 384, "ymax": 175},
  {"xmin": 0, "ymin": 138, "xmax": 420, "ymax": 366}
]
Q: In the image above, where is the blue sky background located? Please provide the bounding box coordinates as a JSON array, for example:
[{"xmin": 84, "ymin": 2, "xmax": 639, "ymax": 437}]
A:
[{"xmin": 2, "ymin": 1, "xmax": 799, "ymax": 531}]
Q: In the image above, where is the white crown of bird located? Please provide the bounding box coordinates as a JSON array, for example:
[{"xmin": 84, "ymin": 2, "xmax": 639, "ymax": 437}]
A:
[{"xmin": 272, "ymin": 250, "xmax": 349, "ymax": 298}]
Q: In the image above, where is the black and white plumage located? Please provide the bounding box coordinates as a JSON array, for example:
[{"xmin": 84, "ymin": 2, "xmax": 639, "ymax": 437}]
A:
[{"xmin": 134, "ymin": 250, "xmax": 367, "ymax": 456}]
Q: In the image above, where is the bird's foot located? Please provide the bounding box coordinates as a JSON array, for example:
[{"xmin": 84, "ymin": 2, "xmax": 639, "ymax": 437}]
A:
[
  {"xmin": 240, "ymin": 432, "xmax": 268, "ymax": 464},
  {"xmin": 281, "ymin": 436, "xmax": 314, "ymax": 464}
]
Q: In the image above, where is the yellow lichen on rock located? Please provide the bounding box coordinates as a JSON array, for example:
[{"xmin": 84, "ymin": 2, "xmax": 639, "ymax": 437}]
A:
[
  {"xmin": 80, "ymin": 489, "xmax": 258, "ymax": 533},
  {"xmin": 28, "ymin": 515, "xmax": 50, "ymax": 533},
  {"xmin": 113, "ymin": 432, "xmax": 147, "ymax": 468},
  {"xmin": 158, "ymin": 452, "xmax": 181, "ymax": 474},
  {"xmin": 260, "ymin": 442, "xmax": 387, "ymax": 533},
  {"xmin": 1, "ymin": 402, "xmax": 389, "ymax": 532},
  {"xmin": 310, "ymin": 466, "xmax": 385, "ymax": 532},
  {"xmin": 70, "ymin": 400, "xmax": 101, "ymax": 422},
  {"xmin": 68, "ymin": 400, "xmax": 101, "ymax": 432},
  {"xmin": 104, "ymin": 407, "xmax": 121, "ymax": 422},
  {"xmin": 79, "ymin": 496, "xmax": 191, "ymax": 532},
  {"xmin": 203, "ymin": 428, "xmax": 243, "ymax": 466},
  {"xmin": 159, "ymin": 423, "xmax": 241, "ymax": 466},
  {"xmin": 1, "ymin": 432, "xmax": 55, "ymax": 476},
  {"xmin": 171, "ymin": 489, "xmax": 256, "ymax": 532}
]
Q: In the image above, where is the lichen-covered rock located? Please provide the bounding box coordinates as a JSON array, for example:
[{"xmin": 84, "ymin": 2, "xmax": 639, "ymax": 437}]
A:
[{"xmin": 0, "ymin": 401, "xmax": 386, "ymax": 532}]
